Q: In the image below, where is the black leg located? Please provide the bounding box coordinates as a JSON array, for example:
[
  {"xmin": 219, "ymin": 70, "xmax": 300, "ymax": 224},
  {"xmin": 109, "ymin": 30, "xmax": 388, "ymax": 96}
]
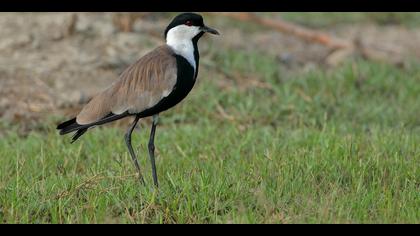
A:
[
  {"xmin": 148, "ymin": 115, "xmax": 159, "ymax": 188},
  {"xmin": 125, "ymin": 115, "xmax": 145, "ymax": 185}
]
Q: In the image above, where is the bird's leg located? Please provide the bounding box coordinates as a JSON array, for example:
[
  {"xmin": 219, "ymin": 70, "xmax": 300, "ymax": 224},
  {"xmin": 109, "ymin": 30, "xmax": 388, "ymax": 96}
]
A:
[
  {"xmin": 125, "ymin": 115, "xmax": 146, "ymax": 185},
  {"xmin": 148, "ymin": 114, "xmax": 159, "ymax": 188}
]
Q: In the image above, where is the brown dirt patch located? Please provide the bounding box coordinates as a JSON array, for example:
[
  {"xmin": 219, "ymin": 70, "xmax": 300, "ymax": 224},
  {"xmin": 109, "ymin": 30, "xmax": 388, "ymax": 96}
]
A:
[{"xmin": 0, "ymin": 13, "xmax": 419, "ymax": 130}]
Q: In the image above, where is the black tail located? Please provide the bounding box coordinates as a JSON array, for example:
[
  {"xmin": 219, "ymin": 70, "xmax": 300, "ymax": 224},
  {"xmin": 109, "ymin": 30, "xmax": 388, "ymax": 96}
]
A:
[
  {"xmin": 70, "ymin": 128, "xmax": 88, "ymax": 143},
  {"xmin": 57, "ymin": 118, "xmax": 78, "ymax": 134},
  {"xmin": 57, "ymin": 112, "xmax": 131, "ymax": 143},
  {"xmin": 57, "ymin": 118, "xmax": 88, "ymax": 143}
]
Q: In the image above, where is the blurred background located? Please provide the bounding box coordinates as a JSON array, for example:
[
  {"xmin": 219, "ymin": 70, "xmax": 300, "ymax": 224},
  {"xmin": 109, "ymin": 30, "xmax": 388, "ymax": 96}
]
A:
[
  {"xmin": 0, "ymin": 12, "xmax": 419, "ymax": 134},
  {"xmin": 0, "ymin": 13, "xmax": 419, "ymax": 223}
]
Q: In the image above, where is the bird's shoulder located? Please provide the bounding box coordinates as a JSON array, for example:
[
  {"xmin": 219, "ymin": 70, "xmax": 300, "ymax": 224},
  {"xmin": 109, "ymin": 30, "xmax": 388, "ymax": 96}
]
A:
[
  {"xmin": 119, "ymin": 45, "xmax": 177, "ymax": 82},
  {"xmin": 107, "ymin": 45, "xmax": 179, "ymax": 115}
]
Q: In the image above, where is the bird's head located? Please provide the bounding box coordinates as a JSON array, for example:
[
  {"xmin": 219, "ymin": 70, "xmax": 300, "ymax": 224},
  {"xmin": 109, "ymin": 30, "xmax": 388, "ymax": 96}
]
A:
[{"xmin": 164, "ymin": 13, "xmax": 220, "ymax": 43}]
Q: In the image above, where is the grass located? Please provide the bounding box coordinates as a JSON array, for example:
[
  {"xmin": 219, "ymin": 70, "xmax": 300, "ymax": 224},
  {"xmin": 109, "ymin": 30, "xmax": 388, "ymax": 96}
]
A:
[
  {"xmin": 0, "ymin": 54, "xmax": 419, "ymax": 223},
  {"xmin": 279, "ymin": 12, "xmax": 420, "ymax": 28},
  {"xmin": 203, "ymin": 13, "xmax": 420, "ymax": 34}
]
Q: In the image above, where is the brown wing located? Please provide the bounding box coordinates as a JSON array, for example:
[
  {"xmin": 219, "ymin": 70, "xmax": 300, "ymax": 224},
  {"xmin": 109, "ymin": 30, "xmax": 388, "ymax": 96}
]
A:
[{"xmin": 76, "ymin": 45, "xmax": 177, "ymax": 125}]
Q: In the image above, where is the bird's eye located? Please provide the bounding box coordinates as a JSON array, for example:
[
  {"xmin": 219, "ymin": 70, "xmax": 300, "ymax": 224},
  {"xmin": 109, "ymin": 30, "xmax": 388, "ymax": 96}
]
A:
[{"xmin": 185, "ymin": 20, "xmax": 193, "ymax": 26}]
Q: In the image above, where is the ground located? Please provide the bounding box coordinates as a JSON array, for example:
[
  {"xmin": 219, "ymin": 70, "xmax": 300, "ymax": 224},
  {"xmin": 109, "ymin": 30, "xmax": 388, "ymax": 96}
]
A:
[{"xmin": 0, "ymin": 13, "xmax": 419, "ymax": 223}]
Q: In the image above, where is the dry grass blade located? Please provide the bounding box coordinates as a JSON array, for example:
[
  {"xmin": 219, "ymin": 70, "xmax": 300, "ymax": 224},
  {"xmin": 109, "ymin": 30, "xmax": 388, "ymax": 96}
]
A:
[{"xmin": 54, "ymin": 173, "xmax": 138, "ymax": 200}]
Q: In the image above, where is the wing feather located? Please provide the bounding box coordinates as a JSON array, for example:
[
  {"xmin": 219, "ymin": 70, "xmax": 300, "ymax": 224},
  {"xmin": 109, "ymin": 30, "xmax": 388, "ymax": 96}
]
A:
[{"xmin": 76, "ymin": 46, "xmax": 177, "ymax": 125}]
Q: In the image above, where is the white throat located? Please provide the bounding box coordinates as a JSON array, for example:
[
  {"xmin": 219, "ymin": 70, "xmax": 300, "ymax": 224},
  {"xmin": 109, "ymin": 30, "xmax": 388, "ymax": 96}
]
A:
[{"xmin": 166, "ymin": 25, "xmax": 200, "ymax": 73}]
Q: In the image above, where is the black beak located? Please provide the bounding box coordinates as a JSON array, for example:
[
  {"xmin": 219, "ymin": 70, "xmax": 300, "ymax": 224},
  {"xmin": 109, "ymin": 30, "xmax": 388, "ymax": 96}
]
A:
[{"xmin": 200, "ymin": 25, "xmax": 220, "ymax": 35}]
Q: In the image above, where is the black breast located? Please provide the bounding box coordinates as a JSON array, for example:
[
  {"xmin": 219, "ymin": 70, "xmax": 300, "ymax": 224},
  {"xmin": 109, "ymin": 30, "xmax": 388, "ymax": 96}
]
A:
[{"xmin": 138, "ymin": 55, "xmax": 196, "ymax": 118}]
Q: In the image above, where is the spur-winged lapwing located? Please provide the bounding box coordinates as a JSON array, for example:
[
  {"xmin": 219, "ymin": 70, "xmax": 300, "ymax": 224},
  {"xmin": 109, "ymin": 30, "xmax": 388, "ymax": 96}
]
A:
[{"xmin": 57, "ymin": 13, "xmax": 219, "ymax": 187}]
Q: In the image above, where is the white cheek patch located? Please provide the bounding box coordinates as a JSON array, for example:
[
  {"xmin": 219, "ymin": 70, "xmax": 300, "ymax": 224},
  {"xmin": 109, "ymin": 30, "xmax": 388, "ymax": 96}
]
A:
[{"xmin": 166, "ymin": 25, "xmax": 200, "ymax": 73}]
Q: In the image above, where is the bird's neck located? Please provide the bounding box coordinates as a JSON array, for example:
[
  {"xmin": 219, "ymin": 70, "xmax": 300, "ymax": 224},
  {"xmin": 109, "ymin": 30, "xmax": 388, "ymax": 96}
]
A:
[{"xmin": 166, "ymin": 38, "xmax": 197, "ymax": 73}]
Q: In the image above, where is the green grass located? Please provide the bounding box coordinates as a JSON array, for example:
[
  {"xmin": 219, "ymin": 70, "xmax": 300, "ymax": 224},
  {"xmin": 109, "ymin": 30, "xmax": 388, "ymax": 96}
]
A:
[
  {"xmin": 279, "ymin": 12, "xmax": 420, "ymax": 28},
  {"xmin": 203, "ymin": 13, "xmax": 420, "ymax": 34},
  {"xmin": 0, "ymin": 55, "xmax": 419, "ymax": 223}
]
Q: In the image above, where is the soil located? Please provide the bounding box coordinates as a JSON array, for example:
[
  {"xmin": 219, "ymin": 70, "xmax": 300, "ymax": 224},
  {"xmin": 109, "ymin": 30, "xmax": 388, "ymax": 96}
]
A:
[{"xmin": 0, "ymin": 13, "xmax": 419, "ymax": 132}]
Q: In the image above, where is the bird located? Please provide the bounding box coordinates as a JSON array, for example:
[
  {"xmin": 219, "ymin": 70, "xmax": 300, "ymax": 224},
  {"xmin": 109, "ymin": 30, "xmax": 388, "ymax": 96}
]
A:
[{"xmin": 57, "ymin": 13, "xmax": 219, "ymax": 188}]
